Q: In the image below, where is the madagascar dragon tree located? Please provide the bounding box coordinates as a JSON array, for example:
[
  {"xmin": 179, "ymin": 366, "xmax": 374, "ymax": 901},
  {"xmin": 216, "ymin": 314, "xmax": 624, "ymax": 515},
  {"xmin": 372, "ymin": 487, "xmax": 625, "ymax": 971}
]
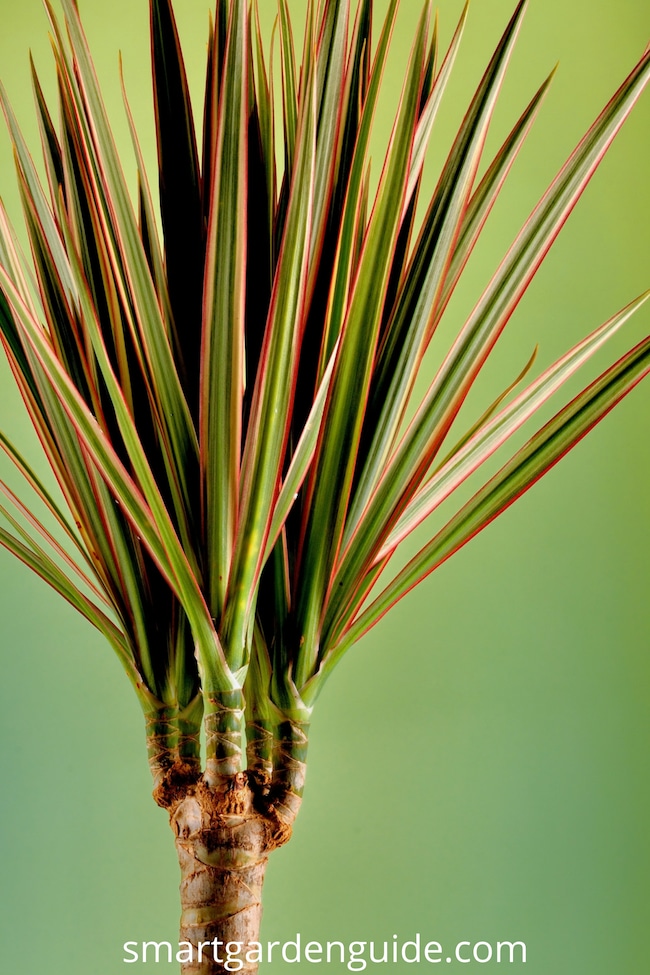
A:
[{"xmin": 0, "ymin": 0, "xmax": 648, "ymax": 972}]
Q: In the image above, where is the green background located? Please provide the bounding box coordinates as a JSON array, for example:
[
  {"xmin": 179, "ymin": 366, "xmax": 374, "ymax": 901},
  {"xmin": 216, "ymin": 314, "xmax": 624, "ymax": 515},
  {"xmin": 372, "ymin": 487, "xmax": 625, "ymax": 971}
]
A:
[{"xmin": 1, "ymin": 0, "xmax": 649, "ymax": 971}]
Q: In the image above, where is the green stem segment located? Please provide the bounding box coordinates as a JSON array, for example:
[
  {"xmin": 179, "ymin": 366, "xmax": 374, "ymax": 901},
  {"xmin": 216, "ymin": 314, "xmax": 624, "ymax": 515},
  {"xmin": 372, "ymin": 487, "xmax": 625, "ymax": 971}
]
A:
[
  {"xmin": 146, "ymin": 701, "xmax": 202, "ymax": 791},
  {"xmin": 146, "ymin": 706, "xmax": 179, "ymax": 789},
  {"xmin": 245, "ymin": 715, "xmax": 275, "ymax": 782},
  {"xmin": 204, "ymin": 690, "xmax": 245, "ymax": 786},
  {"xmin": 177, "ymin": 695, "xmax": 204, "ymax": 770},
  {"xmin": 272, "ymin": 716, "xmax": 309, "ymax": 826}
]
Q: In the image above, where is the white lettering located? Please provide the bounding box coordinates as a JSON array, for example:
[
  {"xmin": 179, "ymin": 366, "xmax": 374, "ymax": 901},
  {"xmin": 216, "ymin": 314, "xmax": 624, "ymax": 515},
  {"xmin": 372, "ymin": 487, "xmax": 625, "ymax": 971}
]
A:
[
  {"xmin": 424, "ymin": 941, "xmax": 442, "ymax": 962},
  {"xmin": 456, "ymin": 941, "xmax": 471, "ymax": 963},
  {"xmin": 282, "ymin": 934, "xmax": 301, "ymax": 963},
  {"xmin": 369, "ymin": 941, "xmax": 388, "ymax": 963},
  {"xmin": 326, "ymin": 941, "xmax": 345, "ymax": 963},
  {"xmin": 497, "ymin": 941, "xmax": 527, "ymax": 963},
  {"xmin": 348, "ymin": 941, "xmax": 367, "ymax": 971},
  {"xmin": 305, "ymin": 941, "xmax": 323, "ymax": 962},
  {"xmin": 211, "ymin": 938, "xmax": 224, "ymax": 963},
  {"xmin": 225, "ymin": 941, "xmax": 243, "ymax": 972},
  {"xmin": 246, "ymin": 942, "xmax": 263, "ymax": 964},
  {"xmin": 122, "ymin": 942, "xmax": 138, "ymax": 963},
  {"xmin": 142, "ymin": 941, "xmax": 172, "ymax": 963},
  {"xmin": 402, "ymin": 934, "xmax": 420, "ymax": 963},
  {"xmin": 473, "ymin": 942, "xmax": 492, "ymax": 963},
  {"xmin": 176, "ymin": 943, "xmax": 194, "ymax": 964}
]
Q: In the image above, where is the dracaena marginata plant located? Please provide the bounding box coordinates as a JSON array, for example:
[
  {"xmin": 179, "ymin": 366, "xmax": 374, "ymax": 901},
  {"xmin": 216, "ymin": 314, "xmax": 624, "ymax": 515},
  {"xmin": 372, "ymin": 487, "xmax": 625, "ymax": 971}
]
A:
[{"xmin": 0, "ymin": 0, "xmax": 648, "ymax": 971}]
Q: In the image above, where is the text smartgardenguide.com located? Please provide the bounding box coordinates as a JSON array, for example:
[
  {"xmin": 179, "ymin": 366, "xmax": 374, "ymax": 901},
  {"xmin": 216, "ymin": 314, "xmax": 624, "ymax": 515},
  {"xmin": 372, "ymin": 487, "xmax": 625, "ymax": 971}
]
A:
[{"xmin": 122, "ymin": 933, "xmax": 527, "ymax": 969}]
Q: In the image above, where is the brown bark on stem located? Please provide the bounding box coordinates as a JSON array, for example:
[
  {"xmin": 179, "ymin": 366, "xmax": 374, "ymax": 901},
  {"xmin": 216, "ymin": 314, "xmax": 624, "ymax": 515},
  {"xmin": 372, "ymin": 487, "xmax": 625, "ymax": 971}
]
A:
[{"xmin": 155, "ymin": 768, "xmax": 300, "ymax": 975}]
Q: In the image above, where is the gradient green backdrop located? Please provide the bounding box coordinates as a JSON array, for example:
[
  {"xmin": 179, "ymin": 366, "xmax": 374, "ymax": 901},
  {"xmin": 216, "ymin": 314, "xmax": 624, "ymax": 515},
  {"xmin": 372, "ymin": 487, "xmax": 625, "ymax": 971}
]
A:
[{"xmin": 1, "ymin": 0, "xmax": 649, "ymax": 971}]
